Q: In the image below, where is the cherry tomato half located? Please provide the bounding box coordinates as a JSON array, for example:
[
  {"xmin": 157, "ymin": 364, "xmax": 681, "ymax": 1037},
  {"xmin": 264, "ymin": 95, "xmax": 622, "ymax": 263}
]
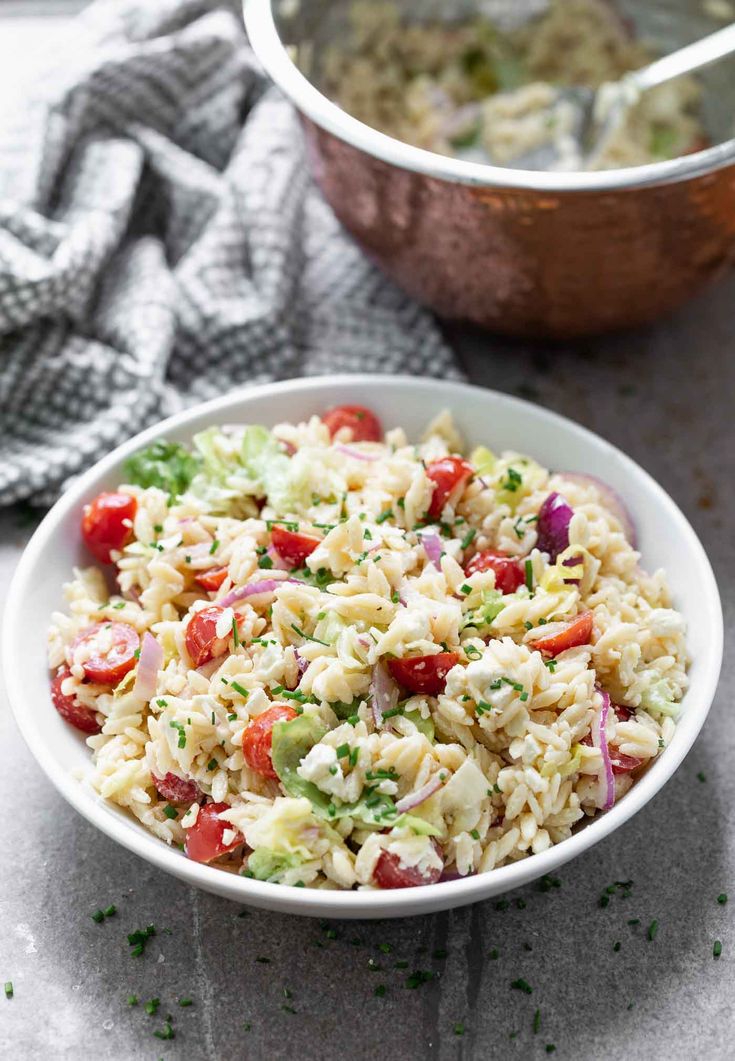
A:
[
  {"xmin": 465, "ymin": 550, "xmax": 525, "ymax": 594},
  {"xmin": 610, "ymin": 751, "xmax": 644, "ymax": 775},
  {"xmin": 82, "ymin": 492, "xmax": 137, "ymax": 564},
  {"xmin": 194, "ymin": 566, "xmax": 228, "ymax": 592},
  {"xmin": 185, "ymin": 605, "xmax": 230, "ymax": 668},
  {"xmin": 270, "ymin": 526, "xmax": 321, "ymax": 568},
  {"xmin": 242, "ymin": 704, "xmax": 298, "ymax": 779},
  {"xmin": 70, "ymin": 622, "xmax": 140, "ymax": 685},
  {"xmin": 50, "ymin": 667, "xmax": 101, "ymax": 734},
  {"xmin": 387, "ymin": 652, "xmax": 459, "ymax": 696},
  {"xmin": 152, "ymin": 772, "xmax": 199, "ymax": 803},
  {"xmin": 374, "ymin": 843, "xmax": 443, "ymax": 889},
  {"xmin": 322, "ymin": 404, "xmax": 382, "ymax": 442},
  {"xmin": 533, "ymin": 613, "xmax": 594, "ymax": 657},
  {"xmin": 184, "ymin": 803, "xmax": 243, "ymax": 864},
  {"xmin": 425, "ymin": 457, "xmax": 474, "ymax": 520}
]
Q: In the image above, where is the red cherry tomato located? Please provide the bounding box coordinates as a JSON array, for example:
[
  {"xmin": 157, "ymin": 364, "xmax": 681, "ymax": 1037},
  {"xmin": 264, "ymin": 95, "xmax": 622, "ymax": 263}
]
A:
[
  {"xmin": 610, "ymin": 751, "xmax": 644, "ymax": 775},
  {"xmin": 612, "ymin": 702, "xmax": 633, "ymax": 723},
  {"xmin": 242, "ymin": 704, "xmax": 298, "ymax": 779},
  {"xmin": 322, "ymin": 404, "xmax": 382, "ymax": 442},
  {"xmin": 270, "ymin": 526, "xmax": 321, "ymax": 568},
  {"xmin": 608, "ymin": 702, "xmax": 641, "ymax": 774},
  {"xmin": 534, "ymin": 613, "xmax": 594, "ymax": 657},
  {"xmin": 81, "ymin": 492, "xmax": 137, "ymax": 564},
  {"xmin": 70, "ymin": 622, "xmax": 140, "ymax": 685},
  {"xmin": 465, "ymin": 550, "xmax": 525, "ymax": 594},
  {"xmin": 185, "ymin": 605, "xmax": 231, "ymax": 668},
  {"xmin": 194, "ymin": 566, "xmax": 228, "ymax": 592},
  {"xmin": 387, "ymin": 652, "xmax": 459, "ymax": 696},
  {"xmin": 374, "ymin": 844, "xmax": 443, "ymax": 889},
  {"xmin": 425, "ymin": 457, "xmax": 474, "ymax": 520},
  {"xmin": 184, "ymin": 803, "xmax": 243, "ymax": 864},
  {"xmin": 152, "ymin": 772, "xmax": 199, "ymax": 803},
  {"xmin": 50, "ymin": 667, "xmax": 101, "ymax": 734}
]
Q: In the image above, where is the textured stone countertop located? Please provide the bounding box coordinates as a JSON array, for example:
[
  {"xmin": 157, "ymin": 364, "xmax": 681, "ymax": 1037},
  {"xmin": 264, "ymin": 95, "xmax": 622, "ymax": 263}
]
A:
[{"xmin": 1, "ymin": 271, "xmax": 734, "ymax": 1060}]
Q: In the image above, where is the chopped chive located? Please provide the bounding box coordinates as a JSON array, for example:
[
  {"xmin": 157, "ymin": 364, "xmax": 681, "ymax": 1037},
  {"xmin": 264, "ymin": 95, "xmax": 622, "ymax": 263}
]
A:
[
  {"xmin": 291, "ymin": 623, "xmax": 329, "ymax": 647},
  {"xmin": 613, "ymin": 941, "xmax": 621, "ymax": 952},
  {"xmin": 127, "ymin": 995, "xmax": 138, "ymax": 1006},
  {"xmin": 511, "ymin": 979, "xmax": 532, "ymax": 994},
  {"xmin": 376, "ymin": 510, "xmax": 393, "ymax": 524},
  {"xmin": 209, "ymin": 539, "xmax": 219, "ymax": 555},
  {"xmin": 718, "ymin": 893, "xmax": 728, "ymax": 905},
  {"xmin": 533, "ymin": 1009, "xmax": 541, "ymax": 1034},
  {"xmin": 697, "ymin": 771, "xmax": 706, "ymax": 782},
  {"xmin": 207, "ymin": 758, "xmax": 218, "ymax": 771},
  {"xmin": 231, "ymin": 616, "xmax": 240, "ymax": 648},
  {"xmin": 470, "ymin": 829, "xmax": 480, "ymax": 840},
  {"xmin": 163, "ymin": 804, "xmax": 178, "ymax": 819},
  {"xmin": 714, "ymin": 940, "xmax": 723, "ymax": 958},
  {"xmin": 103, "ymin": 905, "xmax": 117, "ymax": 917},
  {"xmin": 153, "ymin": 1020, "xmax": 174, "ymax": 1041},
  {"xmin": 489, "ymin": 948, "xmax": 499, "ymax": 960},
  {"xmin": 382, "ymin": 707, "xmax": 402, "ymax": 720},
  {"xmin": 546, "ymin": 1046, "xmax": 556, "ymax": 1054},
  {"xmin": 524, "ymin": 559, "xmax": 533, "ymax": 592},
  {"xmin": 178, "ymin": 997, "xmax": 193, "ymax": 1007},
  {"xmin": 144, "ymin": 998, "xmax": 160, "ymax": 1016},
  {"xmin": 460, "ymin": 583, "xmax": 472, "ymax": 595},
  {"xmin": 91, "ymin": 910, "xmax": 105, "ymax": 923},
  {"xmin": 4, "ymin": 982, "xmax": 13, "ymax": 999},
  {"xmin": 647, "ymin": 920, "xmax": 658, "ymax": 941},
  {"xmin": 336, "ymin": 744, "xmax": 350, "ymax": 759},
  {"xmin": 454, "ymin": 1022, "xmax": 465, "ymax": 1036},
  {"xmin": 461, "ymin": 528, "xmax": 476, "ymax": 550},
  {"xmin": 374, "ymin": 985, "xmax": 386, "ymax": 997}
]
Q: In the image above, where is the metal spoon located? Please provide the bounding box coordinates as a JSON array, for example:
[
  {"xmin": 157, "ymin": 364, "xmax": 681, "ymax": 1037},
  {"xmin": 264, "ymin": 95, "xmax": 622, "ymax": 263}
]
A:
[{"xmin": 510, "ymin": 21, "xmax": 735, "ymax": 171}]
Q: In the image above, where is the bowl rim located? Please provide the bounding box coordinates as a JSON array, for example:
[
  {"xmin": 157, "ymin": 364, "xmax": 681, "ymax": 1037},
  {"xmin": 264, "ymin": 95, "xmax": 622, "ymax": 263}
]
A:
[
  {"xmin": 243, "ymin": 0, "xmax": 735, "ymax": 194},
  {"xmin": 2, "ymin": 374, "xmax": 724, "ymax": 917}
]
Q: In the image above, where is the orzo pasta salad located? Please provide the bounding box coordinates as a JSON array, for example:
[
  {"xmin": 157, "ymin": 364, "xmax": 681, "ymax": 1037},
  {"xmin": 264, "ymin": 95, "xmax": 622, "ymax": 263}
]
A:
[{"xmin": 48, "ymin": 404, "xmax": 688, "ymax": 890}]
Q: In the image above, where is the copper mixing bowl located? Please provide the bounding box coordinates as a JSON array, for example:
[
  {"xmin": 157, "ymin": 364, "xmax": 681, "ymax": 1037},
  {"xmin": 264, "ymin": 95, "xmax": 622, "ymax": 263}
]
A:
[{"xmin": 244, "ymin": 0, "xmax": 735, "ymax": 339}]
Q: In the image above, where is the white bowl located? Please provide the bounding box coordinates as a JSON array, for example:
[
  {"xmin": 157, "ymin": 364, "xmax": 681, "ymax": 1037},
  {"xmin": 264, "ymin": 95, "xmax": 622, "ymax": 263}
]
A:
[{"xmin": 2, "ymin": 376, "xmax": 723, "ymax": 918}]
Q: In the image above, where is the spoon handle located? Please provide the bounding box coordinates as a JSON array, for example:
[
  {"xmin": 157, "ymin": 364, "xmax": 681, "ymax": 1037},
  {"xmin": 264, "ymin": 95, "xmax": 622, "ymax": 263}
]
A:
[{"xmin": 629, "ymin": 22, "xmax": 735, "ymax": 94}]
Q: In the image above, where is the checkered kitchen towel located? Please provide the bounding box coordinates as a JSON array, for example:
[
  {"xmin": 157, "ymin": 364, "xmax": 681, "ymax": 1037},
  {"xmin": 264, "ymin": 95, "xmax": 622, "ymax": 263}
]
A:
[{"xmin": 0, "ymin": 0, "xmax": 459, "ymax": 506}]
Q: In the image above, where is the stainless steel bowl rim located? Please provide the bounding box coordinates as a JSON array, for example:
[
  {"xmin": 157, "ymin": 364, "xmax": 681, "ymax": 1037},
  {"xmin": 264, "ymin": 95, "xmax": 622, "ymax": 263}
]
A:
[{"xmin": 244, "ymin": 0, "xmax": 735, "ymax": 192}]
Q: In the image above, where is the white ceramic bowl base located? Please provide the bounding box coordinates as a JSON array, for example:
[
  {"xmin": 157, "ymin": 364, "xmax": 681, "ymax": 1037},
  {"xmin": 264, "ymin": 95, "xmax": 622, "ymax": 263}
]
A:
[{"xmin": 2, "ymin": 376, "xmax": 723, "ymax": 918}]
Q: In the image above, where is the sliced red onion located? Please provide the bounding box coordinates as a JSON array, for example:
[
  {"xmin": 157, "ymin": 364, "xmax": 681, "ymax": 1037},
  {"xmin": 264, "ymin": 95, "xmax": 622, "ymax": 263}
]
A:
[
  {"xmin": 561, "ymin": 473, "xmax": 637, "ymax": 547},
  {"xmin": 593, "ymin": 688, "xmax": 615, "ymax": 811},
  {"xmin": 537, "ymin": 492, "xmax": 574, "ymax": 562},
  {"xmin": 295, "ymin": 650, "xmax": 309, "ymax": 677},
  {"xmin": 395, "ymin": 775, "xmax": 443, "ymax": 813},
  {"xmin": 218, "ymin": 577, "xmax": 298, "ymax": 608},
  {"xmin": 420, "ymin": 530, "xmax": 443, "ymax": 571},
  {"xmin": 133, "ymin": 632, "xmax": 162, "ymax": 702},
  {"xmin": 266, "ymin": 544, "xmax": 290, "ymax": 571},
  {"xmin": 476, "ymin": 476, "xmax": 489, "ymax": 490},
  {"xmin": 370, "ymin": 661, "xmax": 399, "ymax": 727},
  {"xmin": 335, "ymin": 444, "xmax": 379, "ymax": 463}
]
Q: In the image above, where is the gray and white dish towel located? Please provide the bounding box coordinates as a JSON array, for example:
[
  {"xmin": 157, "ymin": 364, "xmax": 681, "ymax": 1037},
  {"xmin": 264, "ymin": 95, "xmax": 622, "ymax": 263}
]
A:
[{"xmin": 0, "ymin": 0, "xmax": 460, "ymax": 506}]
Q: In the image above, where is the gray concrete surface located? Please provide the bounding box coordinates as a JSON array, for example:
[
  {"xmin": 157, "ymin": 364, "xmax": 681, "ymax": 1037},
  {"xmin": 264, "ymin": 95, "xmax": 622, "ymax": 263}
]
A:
[{"xmin": 1, "ymin": 272, "xmax": 734, "ymax": 1060}]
